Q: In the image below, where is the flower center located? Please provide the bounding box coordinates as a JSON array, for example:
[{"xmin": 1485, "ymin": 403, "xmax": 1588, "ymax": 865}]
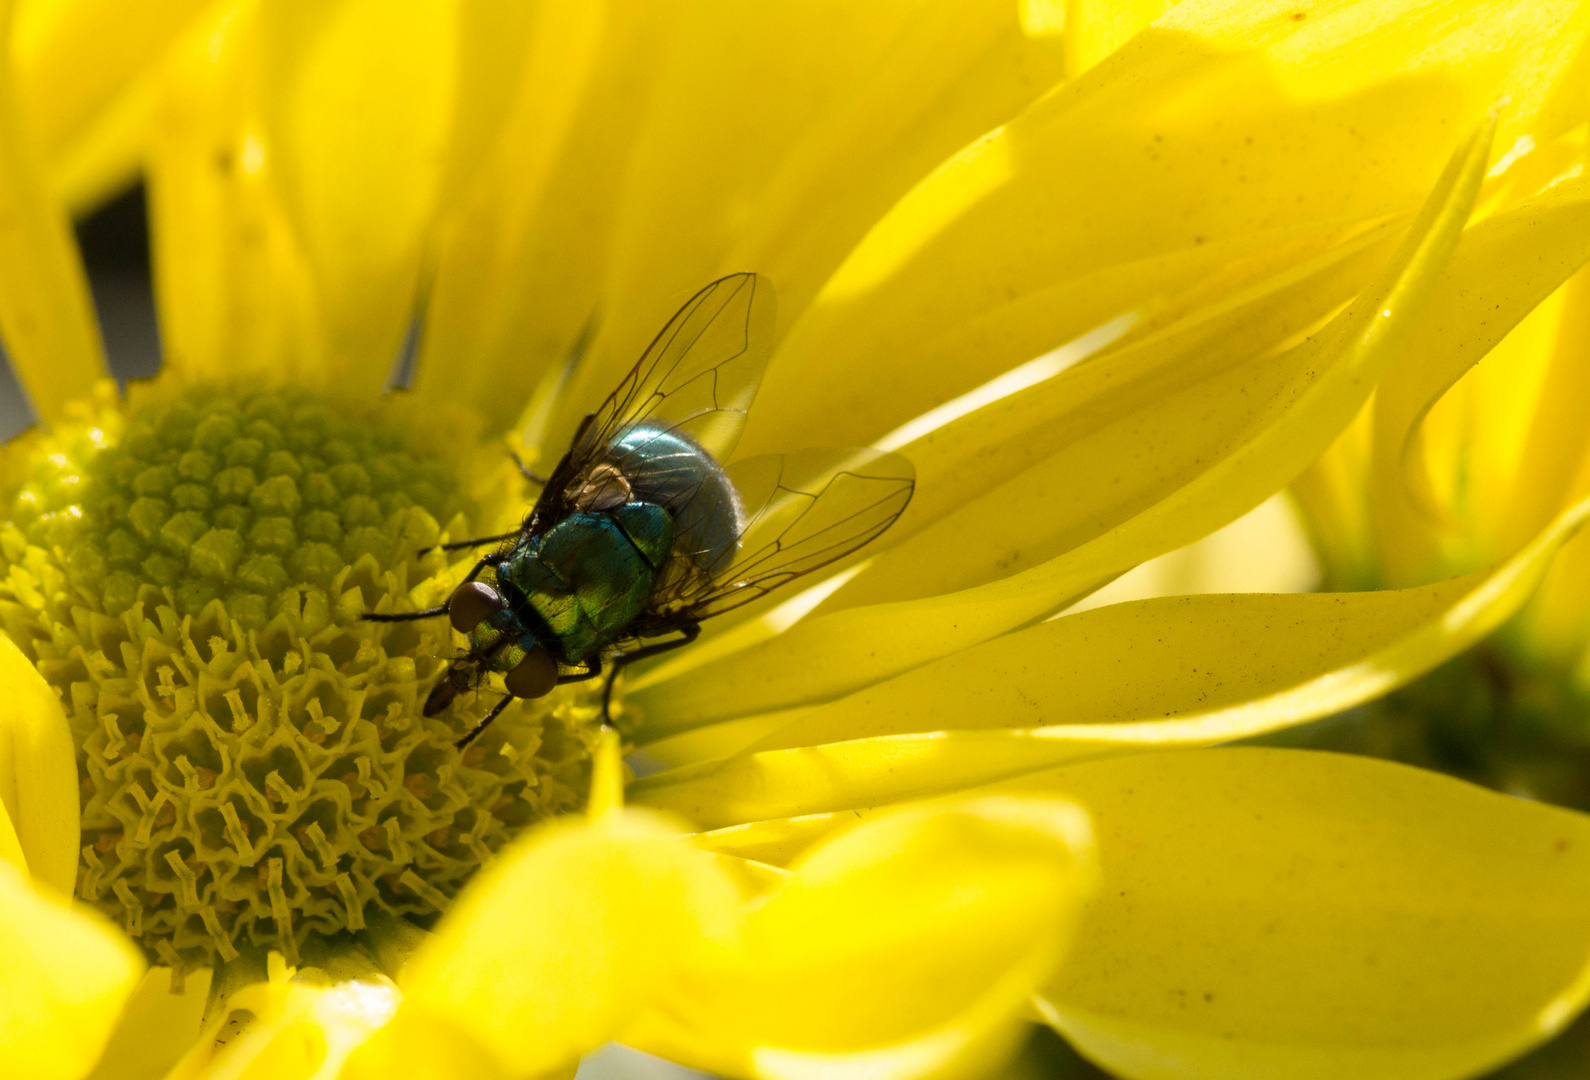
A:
[{"xmin": 0, "ymin": 383, "xmax": 602, "ymax": 970}]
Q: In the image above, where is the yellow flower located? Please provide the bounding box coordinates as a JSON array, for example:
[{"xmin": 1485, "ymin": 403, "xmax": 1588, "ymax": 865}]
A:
[{"xmin": 4, "ymin": 2, "xmax": 1590, "ymax": 1080}]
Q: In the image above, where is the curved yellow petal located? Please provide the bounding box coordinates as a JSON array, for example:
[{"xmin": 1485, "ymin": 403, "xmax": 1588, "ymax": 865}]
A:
[
  {"xmin": 540, "ymin": 0, "xmax": 1069, "ymax": 455},
  {"xmin": 634, "ymin": 490, "xmax": 1590, "ymax": 829},
  {"xmin": 12, "ymin": 0, "xmax": 212, "ymax": 214},
  {"xmin": 0, "ymin": 633, "xmax": 79, "ymax": 894},
  {"xmin": 631, "ymin": 124, "xmax": 1487, "ymax": 732},
  {"xmin": 396, "ymin": 808, "xmax": 739, "ymax": 1078},
  {"xmin": 146, "ymin": 1, "xmax": 322, "ymax": 387},
  {"xmin": 254, "ymin": 0, "xmax": 454, "ymax": 396},
  {"xmin": 1370, "ymin": 177, "xmax": 1590, "ymax": 581},
  {"xmin": 0, "ymin": 860, "xmax": 144, "ymax": 1080},
  {"xmin": 759, "ymin": 491, "xmax": 1590, "ymax": 752},
  {"xmin": 415, "ymin": 0, "xmax": 674, "ymax": 433},
  {"xmin": 997, "ymin": 749, "xmax": 1590, "ymax": 1080},
  {"xmin": 826, "ymin": 170, "xmax": 1590, "ymax": 611},
  {"xmin": 83, "ymin": 966, "xmax": 211, "ymax": 1080},
  {"xmin": 336, "ymin": 1008, "xmax": 511, "ymax": 1080},
  {"xmin": 627, "ymin": 796, "xmax": 1095, "ymax": 1080},
  {"xmin": 819, "ymin": 218, "xmax": 1400, "ymax": 610},
  {"xmin": 162, "ymin": 952, "xmax": 402, "ymax": 1080},
  {"xmin": 737, "ymin": 0, "xmax": 1584, "ymax": 460},
  {"xmin": 1500, "ymin": 265, "xmax": 1590, "ymax": 559},
  {"xmin": 0, "ymin": 1, "xmax": 106, "ymax": 427}
]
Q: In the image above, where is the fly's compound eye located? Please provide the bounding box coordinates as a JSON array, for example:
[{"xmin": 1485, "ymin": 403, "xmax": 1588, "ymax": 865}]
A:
[
  {"xmin": 449, "ymin": 581, "xmax": 506, "ymax": 633},
  {"xmin": 504, "ymin": 646, "xmax": 559, "ymax": 699}
]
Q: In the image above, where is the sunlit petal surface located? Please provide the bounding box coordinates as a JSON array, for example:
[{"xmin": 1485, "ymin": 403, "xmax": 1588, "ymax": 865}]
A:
[
  {"xmin": 629, "ymin": 796, "xmax": 1096, "ymax": 1080},
  {"xmin": 1016, "ymin": 750, "xmax": 1590, "ymax": 1080}
]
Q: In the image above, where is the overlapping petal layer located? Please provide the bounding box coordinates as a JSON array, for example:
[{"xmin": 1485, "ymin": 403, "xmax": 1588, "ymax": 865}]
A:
[
  {"xmin": 1021, "ymin": 750, "xmax": 1590, "ymax": 1080},
  {"xmin": 736, "ymin": 0, "xmax": 1589, "ymax": 459},
  {"xmin": 0, "ymin": 858, "xmax": 144, "ymax": 1080},
  {"xmin": 0, "ymin": 634, "xmax": 80, "ymax": 892},
  {"xmin": 631, "ymin": 489, "xmax": 1590, "ymax": 830},
  {"xmin": 631, "ymin": 120, "xmax": 1491, "ymax": 732},
  {"xmin": 695, "ymin": 751, "xmax": 1590, "ymax": 1080},
  {"xmin": 333, "ymin": 792, "xmax": 1094, "ymax": 1080},
  {"xmin": 386, "ymin": 809, "xmax": 738, "ymax": 1078},
  {"xmin": 628, "ymin": 796, "xmax": 1094, "ymax": 1080}
]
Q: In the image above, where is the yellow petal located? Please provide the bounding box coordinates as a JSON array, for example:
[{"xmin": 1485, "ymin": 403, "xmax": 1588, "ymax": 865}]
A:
[
  {"xmin": 1290, "ymin": 398, "xmax": 1378, "ymax": 590},
  {"xmin": 414, "ymin": 0, "xmax": 670, "ymax": 432},
  {"xmin": 1501, "ymin": 265, "xmax": 1590, "ymax": 558},
  {"xmin": 336, "ymin": 1008, "xmax": 511, "ymax": 1080},
  {"xmin": 628, "ymin": 796, "xmax": 1095, "ymax": 1080},
  {"xmin": 48, "ymin": 72, "xmax": 154, "ymax": 217},
  {"xmin": 737, "ymin": 0, "xmax": 1586, "ymax": 460},
  {"xmin": 12, "ymin": 0, "xmax": 211, "ymax": 214},
  {"xmin": 1001, "ymin": 749, "xmax": 1590, "ymax": 1080},
  {"xmin": 163, "ymin": 952, "xmax": 400, "ymax": 1080},
  {"xmin": 0, "ymin": 860, "xmax": 144, "ymax": 1080},
  {"xmin": 146, "ymin": 1, "xmax": 323, "ymax": 387},
  {"xmin": 83, "ymin": 966, "xmax": 211, "ymax": 1080},
  {"xmin": 396, "ymin": 809, "xmax": 739, "ymax": 1078},
  {"xmin": 1061, "ymin": 0, "xmax": 1177, "ymax": 78},
  {"xmin": 0, "ymin": 5, "xmax": 106, "ymax": 427},
  {"xmin": 1370, "ymin": 177, "xmax": 1590, "ymax": 581},
  {"xmin": 545, "ymin": 0, "xmax": 1068, "ymax": 449},
  {"xmin": 630, "ymin": 124, "xmax": 1488, "ymax": 732},
  {"xmin": 254, "ymin": 0, "xmax": 454, "ymax": 396},
  {"xmin": 0, "ymin": 793, "xmax": 22, "ymax": 873},
  {"xmin": 0, "ymin": 633, "xmax": 80, "ymax": 893},
  {"xmin": 634, "ymin": 489, "xmax": 1590, "ymax": 829},
  {"xmin": 819, "ymin": 218, "xmax": 1400, "ymax": 610}
]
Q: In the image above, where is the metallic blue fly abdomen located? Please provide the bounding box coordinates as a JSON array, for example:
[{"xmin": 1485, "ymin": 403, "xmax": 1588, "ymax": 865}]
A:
[
  {"xmin": 607, "ymin": 424, "xmax": 742, "ymax": 571},
  {"xmin": 493, "ymin": 503, "xmax": 675, "ymax": 663}
]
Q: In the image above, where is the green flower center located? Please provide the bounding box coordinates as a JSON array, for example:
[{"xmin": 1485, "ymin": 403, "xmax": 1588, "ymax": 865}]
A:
[{"xmin": 0, "ymin": 384, "xmax": 602, "ymax": 970}]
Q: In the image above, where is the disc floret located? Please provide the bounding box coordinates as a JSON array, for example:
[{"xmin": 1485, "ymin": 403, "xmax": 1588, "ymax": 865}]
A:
[{"xmin": 0, "ymin": 383, "xmax": 602, "ymax": 969}]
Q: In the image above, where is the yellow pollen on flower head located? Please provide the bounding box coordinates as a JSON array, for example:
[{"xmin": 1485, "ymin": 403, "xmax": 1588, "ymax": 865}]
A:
[{"xmin": 0, "ymin": 383, "xmax": 603, "ymax": 970}]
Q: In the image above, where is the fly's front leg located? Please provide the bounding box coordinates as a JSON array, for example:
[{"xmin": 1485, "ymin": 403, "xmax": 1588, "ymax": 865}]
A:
[
  {"xmin": 601, "ymin": 624, "xmax": 701, "ymax": 725},
  {"xmin": 455, "ymin": 695, "xmax": 514, "ymax": 750},
  {"xmin": 429, "ymin": 529, "xmax": 521, "ymax": 553},
  {"xmin": 556, "ymin": 655, "xmax": 602, "ymax": 685},
  {"xmin": 509, "ymin": 452, "xmax": 549, "ymax": 487},
  {"xmin": 362, "ymin": 553, "xmax": 502, "ymax": 623}
]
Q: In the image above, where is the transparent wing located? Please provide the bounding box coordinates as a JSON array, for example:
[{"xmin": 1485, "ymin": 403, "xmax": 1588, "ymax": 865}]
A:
[
  {"xmin": 528, "ymin": 273, "xmax": 775, "ymax": 537},
  {"xmin": 648, "ymin": 448, "xmax": 915, "ymax": 622},
  {"xmin": 574, "ymin": 272, "xmax": 776, "ymax": 467}
]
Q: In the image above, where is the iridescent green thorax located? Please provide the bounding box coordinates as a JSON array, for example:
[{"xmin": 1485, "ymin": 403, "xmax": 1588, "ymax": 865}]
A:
[
  {"xmin": 0, "ymin": 384, "xmax": 603, "ymax": 970},
  {"xmin": 493, "ymin": 503, "xmax": 674, "ymax": 664}
]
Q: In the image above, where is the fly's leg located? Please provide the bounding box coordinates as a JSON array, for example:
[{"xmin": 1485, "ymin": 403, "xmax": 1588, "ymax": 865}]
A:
[
  {"xmin": 455, "ymin": 695, "xmax": 515, "ymax": 750},
  {"xmin": 556, "ymin": 655, "xmax": 602, "ymax": 685},
  {"xmin": 425, "ymin": 450, "xmax": 546, "ymax": 553},
  {"xmin": 429, "ymin": 530, "xmax": 522, "ymax": 553},
  {"xmin": 601, "ymin": 624, "xmax": 701, "ymax": 724},
  {"xmin": 509, "ymin": 451, "xmax": 549, "ymax": 487},
  {"xmin": 363, "ymin": 553, "xmax": 501, "ymax": 623}
]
